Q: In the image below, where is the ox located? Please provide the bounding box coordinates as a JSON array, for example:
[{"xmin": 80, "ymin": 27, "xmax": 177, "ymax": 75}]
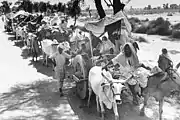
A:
[
  {"xmin": 87, "ymin": 66, "xmax": 130, "ymax": 120},
  {"xmin": 41, "ymin": 39, "xmax": 70, "ymax": 69},
  {"xmin": 41, "ymin": 39, "xmax": 59, "ymax": 67},
  {"xmin": 26, "ymin": 33, "xmax": 40, "ymax": 62},
  {"xmin": 50, "ymin": 16, "xmax": 61, "ymax": 26},
  {"xmin": 15, "ymin": 25, "xmax": 27, "ymax": 40},
  {"xmin": 51, "ymin": 28, "xmax": 70, "ymax": 43}
]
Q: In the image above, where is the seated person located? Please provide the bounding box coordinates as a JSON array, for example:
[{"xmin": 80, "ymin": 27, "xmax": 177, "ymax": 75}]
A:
[
  {"xmin": 158, "ymin": 48, "xmax": 173, "ymax": 73},
  {"xmin": 99, "ymin": 36, "xmax": 115, "ymax": 54},
  {"xmin": 102, "ymin": 42, "xmax": 151, "ymax": 71},
  {"xmin": 77, "ymin": 43, "xmax": 88, "ymax": 55}
]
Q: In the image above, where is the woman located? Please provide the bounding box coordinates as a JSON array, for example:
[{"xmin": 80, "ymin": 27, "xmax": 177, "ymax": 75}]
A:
[
  {"xmin": 102, "ymin": 42, "xmax": 150, "ymax": 71},
  {"xmin": 102, "ymin": 42, "xmax": 151, "ymax": 104}
]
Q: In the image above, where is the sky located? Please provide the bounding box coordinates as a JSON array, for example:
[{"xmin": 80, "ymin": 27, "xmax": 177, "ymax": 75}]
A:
[
  {"xmin": 1, "ymin": 0, "xmax": 180, "ymax": 9},
  {"xmin": 58, "ymin": 0, "xmax": 180, "ymax": 9},
  {"xmin": 126, "ymin": 0, "xmax": 180, "ymax": 8}
]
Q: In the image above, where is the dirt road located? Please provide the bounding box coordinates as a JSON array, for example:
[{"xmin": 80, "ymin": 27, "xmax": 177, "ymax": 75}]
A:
[
  {"xmin": 0, "ymin": 18, "xmax": 180, "ymax": 120},
  {"xmin": 0, "ymin": 19, "xmax": 78, "ymax": 120}
]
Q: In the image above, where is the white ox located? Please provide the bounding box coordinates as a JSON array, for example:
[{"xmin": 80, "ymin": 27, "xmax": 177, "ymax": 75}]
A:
[
  {"xmin": 41, "ymin": 39, "xmax": 70, "ymax": 67},
  {"xmin": 41, "ymin": 39, "xmax": 59, "ymax": 67},
  {"xmin": 15, "ymin": 25, "xmax": 27, "ymax": 40},
  {"xmin": 26, "ymin": 33, "xmax": 37, "ymax": 54},
  {"xmin": 50, "ymin": 16, "xmax": 61, "ymax": 26},
  {"xmin": 88, "ymin": 66, "xmax": 127, "ymax": 120}
]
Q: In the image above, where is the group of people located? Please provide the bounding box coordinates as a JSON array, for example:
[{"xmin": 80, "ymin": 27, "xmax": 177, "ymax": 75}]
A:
[
  {"xmin": 51, "ymin": 27, "xmax": 176, "ymax": 96},
  {"xmin": 48, "ymin": 3, "xmax": 176, "ymax": 97}
]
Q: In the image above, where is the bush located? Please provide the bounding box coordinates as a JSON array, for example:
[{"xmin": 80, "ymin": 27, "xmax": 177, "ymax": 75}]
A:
[
  {"xmin": 136, "ymin": 36, "xmax": 149, "ymax": 43},
  {"xmin": 172, "ymin": 23, "xmax": 180, "ymax": 30},
  {"xmin": 146, "ymin": 28, "xmax": 157, "ymax": 35},
  {"xmin": 132, "ymin": 17, "xmax": 180, "ymax": 38},
  {"xmin": 128, "ymin": 17, "xmax": 141, "ymax": 23},
  {"xmin": 172, "ymin": 30, "xmax": 180, "ymax": 39},
  {"xmin": 134, "ymin": 25, "xmax": 147, "ymax": 34},
  {"xmin": 128, "ymin": 17, "xmax": 141, "ymax": 31},
  {"xmin": 134, "ymin": 17, "xmax": 172, "ymax": 36},
  {"xmin": 133, "ymin": 17, "xmax": 174, "ymax": 35},
  {"xmin": 154, "ymin": 17, "xmax": 164, "ymax": 25},
  {"xmin": 142, "ymin": 18, "xmax": 149, "ymax": 22}
]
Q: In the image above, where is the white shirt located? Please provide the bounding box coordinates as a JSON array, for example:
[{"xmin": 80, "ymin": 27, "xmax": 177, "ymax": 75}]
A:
[{"xmin": 50, "ymin": 52, "xmax": 71, "ymax": 69}]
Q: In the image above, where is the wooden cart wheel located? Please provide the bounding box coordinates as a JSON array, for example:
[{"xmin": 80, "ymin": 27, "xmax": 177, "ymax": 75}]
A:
[{"xmin": 75, "ymin": 62, "xmax": 88, "ymax": 99}]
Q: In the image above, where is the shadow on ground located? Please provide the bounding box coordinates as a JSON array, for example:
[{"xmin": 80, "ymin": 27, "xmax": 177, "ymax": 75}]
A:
[
  {"xmin": 28, "ymin": 61, "xmax": 54, "ymax": 77},
  {"xmin": 68, "ymin": 87, "xmax": 151, "ymax": 120},
  {"xmin": 0, "ymin": 77, "xmax": 151, "ymax": 120},
  {"xmin": 6, "ymin": 32, "xmax": 15, "ymax": 36},
  {"xmin": 13, "ymin": 40, "xmax": 25, "ymax": 48},
  {"xmin": 161, "ymin": 37, "xmax": 180, "ymax": 42},
  {"xmin": 6, "ymin": 35, "xmax": 54, "ymax": 77},
  {"xmin": 8, "ymin": 36, "xmax": 15, "ymax": 41},
  {"xmin": 0, "ymin": 78, "xmax": 79, "ymax": 120}
]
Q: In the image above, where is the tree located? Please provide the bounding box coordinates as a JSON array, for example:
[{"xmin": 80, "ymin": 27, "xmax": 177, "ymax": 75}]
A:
[
  {"xmin": 33, "ymin": 2, "xmax": 39, "ymax": 12},
  {"xmin": 24, "ymin": 0, "xmax": 33, "ymax": 13},
  {"xmin": 170, "ymin": 4, "xmax": 178, "ymax": 9},
  {"xmin": 166, "ymin": 3, "xmax": 169, "ymax": 9},
  {"xmin": 66, "ymin": 0, "xmax": 81, "ymax": 26},
  {"xmin": 163, "ymin": 3, "xmax": 169, "ymax": 9},
  {"xmin": 60, "ymin": 4, "xmax": 66, "ymax": 13},
  {"xmin": 91, "ymin": 0, "xmax": 129, "ymax": 19},
  {"xmin": 94, "ymin": 0, "xmax": 106, "ymax": 19},
  {"xmin": 1, "ymin": 1, "xmax": 10, "ymax": 14},
  {"xmin": 57, "ymin": 2, "xmax": 62, "ymax": 12},
  {"xmin": 18, "ymin": 0, "xmax": 33, "ymax": 13},
  {"xmin": 52, "ymin": 4, "xmax": 58, "ymax": 13},
  {"xmin": 39, "ymin": 2, "xmax": 47, "ymax": 13},
  {"xmin": 157, "ymin": 6, "xmax": 161, "ymax": 9},
  {"xmin": 147, "ymin": 5, "xmax": 152, "ymax": 10}
]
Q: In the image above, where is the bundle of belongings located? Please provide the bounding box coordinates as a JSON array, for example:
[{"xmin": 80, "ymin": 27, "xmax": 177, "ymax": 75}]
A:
[
  {"xmin": 109, "ymin": 65, "xmax": 168, "ymax": 89},
  {"xmin": 84, "ymin": 11, "xmax": 132, "ymax": 45}
]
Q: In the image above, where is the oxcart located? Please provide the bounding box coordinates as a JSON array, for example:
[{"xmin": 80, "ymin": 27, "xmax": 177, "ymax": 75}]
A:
[{"xmin": 71, "ymin": 12, "xmax": 128, "ymax": 99}]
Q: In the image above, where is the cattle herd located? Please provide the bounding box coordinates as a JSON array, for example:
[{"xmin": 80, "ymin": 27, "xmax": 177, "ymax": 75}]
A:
[{"xmin": 2, "ymin": 9, "xmax": 180, "ymax": 120}]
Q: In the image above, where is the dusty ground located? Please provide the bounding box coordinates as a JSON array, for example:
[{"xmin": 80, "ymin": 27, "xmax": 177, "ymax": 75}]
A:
[{"xmin": 0, "ymin": 18, "xmax": 180, "ymax": 120}]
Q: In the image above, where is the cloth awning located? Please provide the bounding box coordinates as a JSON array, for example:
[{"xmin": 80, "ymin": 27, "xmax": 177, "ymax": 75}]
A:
[
  {"xmin": 13, "ymin": 10, "xmax": 30, "ymax": 18},
  {"xmin": 84, "ymin": 11, "xmax": 132, "ymax": 38}
]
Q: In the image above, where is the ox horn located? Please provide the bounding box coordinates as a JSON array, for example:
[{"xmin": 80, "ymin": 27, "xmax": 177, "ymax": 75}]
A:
[
  {"xmin": 101, "ymin": 72, "xmax": 113, "ymax": 84},
  {"xmin": 113, "ymin": 74, "xmax": 134, "ymax": 84}
]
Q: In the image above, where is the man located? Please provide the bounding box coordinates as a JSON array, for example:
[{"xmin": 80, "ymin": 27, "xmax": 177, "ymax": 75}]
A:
[
  {"xmin": 150, "ymin": 48, "xmax": 173, "ymax": 89},
  {"xmin": 49, "ymin": 45, "xmax": 74, "ymax": 97},
  {"xmin": 59, "ymin": 19, "xmax": 68, "ymax": 33},
  {"xmin": 158, "ymin": 48, "xmax": 173, "ymax": 73}
]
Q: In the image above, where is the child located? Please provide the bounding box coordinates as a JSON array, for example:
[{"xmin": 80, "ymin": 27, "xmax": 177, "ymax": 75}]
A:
[
  {"xmin": 49, "ymin": 45, "xmax": 72, "ymax": 97},
  {"xmin": 158, "ymin": 48, "xmax": 173, "ymax": 73}
]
